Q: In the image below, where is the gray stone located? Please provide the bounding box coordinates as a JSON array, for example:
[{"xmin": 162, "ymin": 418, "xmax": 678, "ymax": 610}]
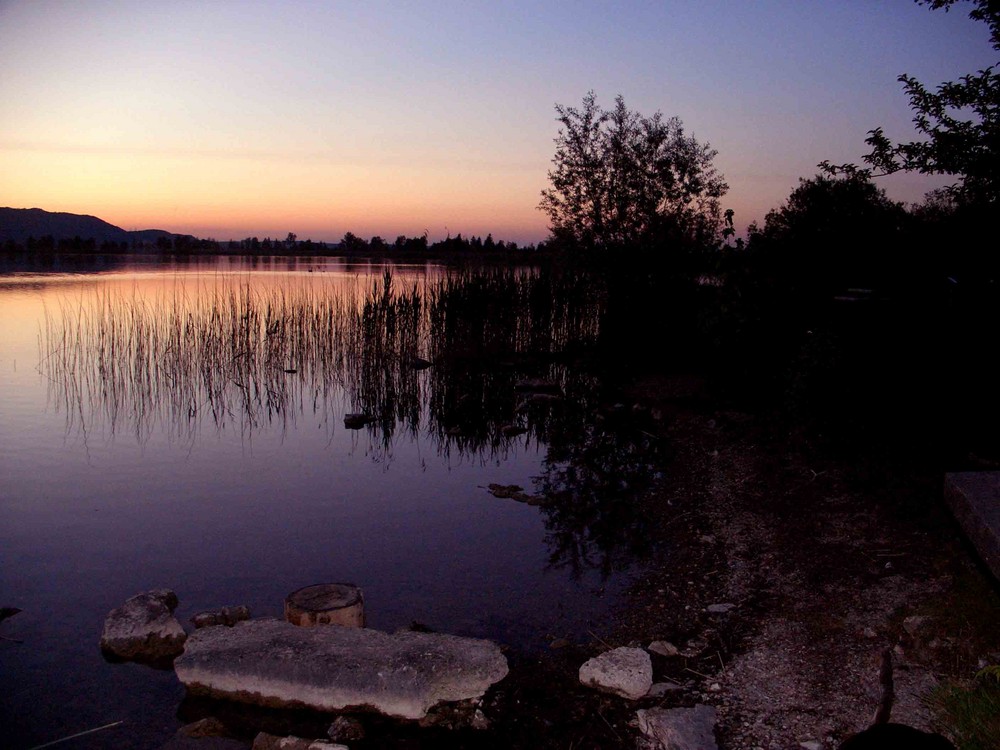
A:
[
  {"xmin": 175, "ymin": 618, "xmax": 508, "ymax": 720},
  {"xmin": 799, "ymin": 741, "xmax": 823, "ymax": 750},
  {"xmin": 903, "ymin": 615, "xmax": 933, "ymax": 637},
  {"xmin": 579, "ymin": 647, "xmax": 653, "ymax": 700},
  {"xmin": 646, "ymin": 682, "xmax": 684, "ymax": 698},
  {"xmin": 160, "ymin": 737, "xmax": 248, "ymax": 750},
  {"xmin": 179, "ymin": 718, "xmax": 229, "ymax": 737},
  {"xmin": 252, "ymin": 734, "xmax": 346, "ymax": 750},
  {"xmin": 706, "ymin": 603, "xmax": 736, "ymax": 614},
  {"xmin": 944, "ymin": 472, "xmax": 1000, "ymax": 581},
  {"xmin": 648, "ymin": 640, "xmax": 679, "ymax": 657},
  {"xmin": 192, "ymin": 606, "xmax": 251, "ymax": 629},
  {"xmin": 327, "ymin": 716, "xmax": 364, "ymax": 742},
  {"xmin": 100, "ymin": 589, "xmax": 186, "ymax": 661},
  {"xmin": 636, "ymin": 705, "xmax": 719, "ymax": 750}
]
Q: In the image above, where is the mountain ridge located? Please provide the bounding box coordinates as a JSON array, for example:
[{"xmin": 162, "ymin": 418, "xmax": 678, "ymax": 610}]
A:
[{"xmin": 0, "ymin": 207, "xmax": 184, "ymax": 244}]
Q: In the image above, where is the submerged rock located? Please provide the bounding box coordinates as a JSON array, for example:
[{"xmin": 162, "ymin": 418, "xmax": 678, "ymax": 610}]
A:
[
  {"xmin": 343, "ymin": 413, "xmax": 372, "ymax": 429},
  {"xmin": 174, "ymin": 618, "xmax": 508, "ymax": 720},
  {"xmin": 486, "ymin": 483, "xmax": 546, "ymax": 506},
  {"xmin": 100, "ymin": 588, "xmax": 186, "ymax": 662},
  {"xmin": 514, "ymin": 379, "xmax": 561, "ymax": 394},
  {"xmin": 578, "ymin": 647, "xmax": 652, "ymax": 700},
  {"xmin": 636, "ymin": 705, "xmax": 719, "ymax": 750}
]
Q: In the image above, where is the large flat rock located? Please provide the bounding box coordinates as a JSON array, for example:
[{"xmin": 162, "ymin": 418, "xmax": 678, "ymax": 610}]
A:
[
  {"xmin": 174, "ymin": 618, "xmax": 508, "ymax": 720},
  {"xmin": 944, "ymin": 472, "xmax": 1000, "ymax": 581}
]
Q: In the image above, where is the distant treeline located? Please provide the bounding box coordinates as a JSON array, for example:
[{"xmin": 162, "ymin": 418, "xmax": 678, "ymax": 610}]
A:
[{"xmin": 2, "ymin": 230, "xmax": 544, "ymax": 258}]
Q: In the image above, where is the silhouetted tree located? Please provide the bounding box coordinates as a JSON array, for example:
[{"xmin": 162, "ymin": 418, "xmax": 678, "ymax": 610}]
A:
[
  {"xmin": 539, "ymin": 92, "xmax": 728, "ymax": 255},
  {"xmin": 823, "ymin": 0, "xmax": 998, "ymax": 207},
  {"xmin": 340, "ymin": 232, "xmax": 368, "ymax": 252},
  {"xmin": 753, "ymin": 173, "xmax": 906, "ymax": 297}
]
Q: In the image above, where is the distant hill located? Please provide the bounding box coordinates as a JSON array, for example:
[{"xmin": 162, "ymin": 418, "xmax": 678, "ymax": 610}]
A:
[{"xmin": 0, "ymin": 207, "xmax": 179, "ymax": 244}]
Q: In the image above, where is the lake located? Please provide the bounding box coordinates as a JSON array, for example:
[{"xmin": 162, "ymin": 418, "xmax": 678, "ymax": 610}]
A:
[{"xmin": 0, "ymin": 255, "xmax": 658, "ymax": 748}]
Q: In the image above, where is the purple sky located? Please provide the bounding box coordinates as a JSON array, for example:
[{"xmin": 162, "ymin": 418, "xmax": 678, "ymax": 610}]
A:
[{"xmin": 1, "ymin": 0, "xmax": 995, "ymax": 243}]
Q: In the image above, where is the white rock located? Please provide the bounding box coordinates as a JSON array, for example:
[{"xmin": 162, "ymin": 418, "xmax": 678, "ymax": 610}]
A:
[
  {"xmin": 100, "ymin": 589, "xmax": 186, "ymax": 662},
  {"xmin": 579, "ymin": 647, "xmax": 652, "ymax": 700},
  {"xmin": 648, "ymin": 640, "xmax": 679, "ymax": 657},
  {"xmin": 175, "ymin": 618, "xmax": 508, "ymax": 720}
]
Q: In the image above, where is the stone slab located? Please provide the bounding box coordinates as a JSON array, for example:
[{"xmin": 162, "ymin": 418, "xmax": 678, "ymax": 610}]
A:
[
  {"xmin": 174, "ymin": 618, "xmax": 508, "ymax": 720},
  {"xmin": 637, "ymin": 705, "xmax": 718, "ymax": 750},
  {"xmin": 944, "ymin": 472, "xmax": 1000, "ymax": 581}
]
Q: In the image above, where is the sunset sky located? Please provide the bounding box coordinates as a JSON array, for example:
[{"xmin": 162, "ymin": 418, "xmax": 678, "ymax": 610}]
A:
[{"xmin": 1, "ymin": 1, "xmax": 995, "ymax": 244}]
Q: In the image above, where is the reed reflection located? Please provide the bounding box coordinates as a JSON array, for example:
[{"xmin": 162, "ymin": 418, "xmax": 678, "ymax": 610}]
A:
[{"xmin": 41, "ymin": 265, "xmax": 659, "ymax": 572}]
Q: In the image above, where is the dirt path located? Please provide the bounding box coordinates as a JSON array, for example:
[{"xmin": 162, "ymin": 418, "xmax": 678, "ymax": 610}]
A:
[{"xmin": 614, "ymin": 378, "xmax": 1000, "ymax": 749}]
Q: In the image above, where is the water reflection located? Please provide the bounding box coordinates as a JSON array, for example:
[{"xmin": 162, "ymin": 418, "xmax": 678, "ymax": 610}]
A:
[{"xmin": 40, "ymin": 265, "xmax": 661, "ymax": 573}]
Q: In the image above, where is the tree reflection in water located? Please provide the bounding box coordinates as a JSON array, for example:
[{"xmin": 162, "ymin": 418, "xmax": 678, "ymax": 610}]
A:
[{"xmin": 42, "ymin": 265, "xmax": 657, "ymax": 576}]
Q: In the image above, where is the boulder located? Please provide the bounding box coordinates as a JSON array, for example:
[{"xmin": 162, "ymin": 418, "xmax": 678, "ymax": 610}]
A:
[
  {"xmin": 100, "ymin": 589, "xmax": 186, "ymax": 662},
  {"xmin": 174, "ymin": 618, "xmax": 508, "ymax": 720},
  {"xmin": 579, "ymin": 647, "xmax": 652, "ymax": 700},
  {"xmin": 326, "ymin": 716, "xmax": 365, "ymax": 743},
  {"xmin": 636, "ymin": 705, "xmax": 719, "ymax": 750}
]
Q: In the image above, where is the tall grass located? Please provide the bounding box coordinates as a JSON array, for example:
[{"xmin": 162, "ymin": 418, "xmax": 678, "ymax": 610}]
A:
[{"xmin": 41, "ymin": 266, "xmax": 605, "ymax": 454}]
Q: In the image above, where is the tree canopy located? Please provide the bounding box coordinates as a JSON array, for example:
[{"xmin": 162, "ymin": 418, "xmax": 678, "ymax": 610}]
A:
[
  {"xmin": 823, "ymin": 0, "xmax": 999, "ymax": 207},
  {"xmin": 539, "ymin": 92, "xmax": 728, "ymax": 253}
]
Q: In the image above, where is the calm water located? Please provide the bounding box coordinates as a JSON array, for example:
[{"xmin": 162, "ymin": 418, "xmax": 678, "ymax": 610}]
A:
[{"xmin": 0, "ymin": 256, "xmax": 655, "ymax": 748}]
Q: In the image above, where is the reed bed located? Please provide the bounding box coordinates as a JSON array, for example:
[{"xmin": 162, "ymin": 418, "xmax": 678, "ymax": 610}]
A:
[{"xmin": 41, "ymin": 266, "xmax": 605, "ymax": 455}]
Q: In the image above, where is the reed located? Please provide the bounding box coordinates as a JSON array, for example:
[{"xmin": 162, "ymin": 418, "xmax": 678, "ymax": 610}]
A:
[{"xmin": 41, "ymin": 266, "xmax": 604, "ymax": 457}]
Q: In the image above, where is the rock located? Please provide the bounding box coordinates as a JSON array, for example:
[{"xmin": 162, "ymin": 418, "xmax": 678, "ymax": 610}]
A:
[
  {"xmin": 706, "ymin": 603, "xmax": 736, "ymax": 615},
  {"xmin": 327, "ymin": 716, "xmax": 365, "ymax": 743},
  {"xmin": 418, "ymin": 698, "xmax": 488, "ymax": 730},
  {"xmin": 343, "ymin": 413, "xmax": 371, "ymax": 429},
  {"xmin": 579, "ymin": 647, "xmax": 653, "ymax": 700},
  {"xmin": 252, "ymin": 734, "xmax": 346, "ymax": 750},
  {"xmin": 799, "ymin": 741, "xmax": 823, "ymax": 750},
  {"xmin": 160, "ymin": 734, "xmax": 248, "ymax": 750},
  {"xmin": 192, "ymin": 606, "xmax": 251, "ymax": 629},
  {"xmin": 175, "ymin": 618, "xmax": 508, "ymax": 720},
  {"xmin": 646, "ymin": 682, "xmax": 684, "ymax": 698},
  {"xmin": 500, "ymin": 424, "xmax": 527, "ymax": 438},
  {"xmin": 285, "ymin": 583, "xmax": 364, "ymax": 628},
  {"xmin": 549, "ymin": 638, "xmax": 572, "ymax": 649},
  {"xmin": 179, "ymin": 718, "xmax": 229, "ymax": 738},
  {"xmin": 487, "ymin": 483, "xmax": 545, "ymax": 506},
  {"xmin": 648, "ymin": 640, "xmax": 679, "ymax": 657},
  {"xmin": 636, "ymin": 705, "xmax": 719, "ymax": 750},
  {"xmin": 100, "ymin": 589, "xmax": 186, "ymax": 662},
  {"xmin": 903, "ymin": 615, "xmax": 933, "ymax": 637}
]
